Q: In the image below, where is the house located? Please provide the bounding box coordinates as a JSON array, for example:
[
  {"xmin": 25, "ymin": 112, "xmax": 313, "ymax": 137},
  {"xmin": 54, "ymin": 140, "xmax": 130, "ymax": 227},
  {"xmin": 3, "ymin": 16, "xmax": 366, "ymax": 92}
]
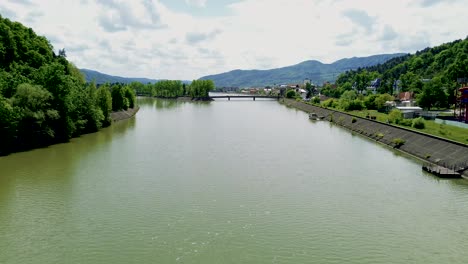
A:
[
  {"xmin": 397, "ymin": 92, "xmax": 415, "ymax": 106},
  {"xmin": 365, "ymin": 78, "xmax": 381, "ymax": 94},
  {"xmin": 296, "ymin": 88, "xmax": 308, "ymax": 99}
]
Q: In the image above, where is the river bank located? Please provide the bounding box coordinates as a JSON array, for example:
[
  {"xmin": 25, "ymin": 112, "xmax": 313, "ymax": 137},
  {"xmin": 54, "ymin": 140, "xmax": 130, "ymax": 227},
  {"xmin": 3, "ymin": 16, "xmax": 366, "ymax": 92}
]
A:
[
  {"xmin": 110, "ymin": 107, "xmax": 140, "ymax": 122},
  {"xmin": 281, "ymin": 98, "xmax": 468, "ymax": 178}
]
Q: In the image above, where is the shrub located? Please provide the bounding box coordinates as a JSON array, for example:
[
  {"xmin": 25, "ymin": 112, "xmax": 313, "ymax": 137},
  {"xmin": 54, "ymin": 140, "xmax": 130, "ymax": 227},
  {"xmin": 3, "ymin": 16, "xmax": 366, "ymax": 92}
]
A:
[
  {"xmin": 351, "ymin": 117, "xmax": 357, "ymax": 123},
  {"xmin": 412, "ymin": 117, "xmax": 425, "ymax": 129},
  {"xmin": 322, "ymin": 98, "xmax": 338, "ymax": 108},
  {"xmin": 392, "ymin": 138, "xmax": 405, "ymax": 148},
  {"xmin": 399, "ymin": 119, "xmax": 413, "ymax": 126},
  {"xmin": 312, "ymin": 96, "xmax": 320, "ymax": 104},
  {"xmin": 388, "ymin": 109, "xmax": 403, "ymax": 124},
  {"xmin": 285, "ymin": 90, "xmax": 296, "ymax": 98}
]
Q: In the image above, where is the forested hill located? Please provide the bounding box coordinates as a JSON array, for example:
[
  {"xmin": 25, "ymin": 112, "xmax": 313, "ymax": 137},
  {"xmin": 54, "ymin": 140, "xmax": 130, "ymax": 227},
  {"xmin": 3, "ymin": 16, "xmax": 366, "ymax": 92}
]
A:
[
  {"xmin": 80, "ymin": 69, "xmax": 159, "ymax": 84},
  {"xmin": 335, "ymin": 37, "xmax": 468, "ymax": 96},
  {"xmin": 199, "ymin": 53, "xmax": 405, "ymax": 88}
]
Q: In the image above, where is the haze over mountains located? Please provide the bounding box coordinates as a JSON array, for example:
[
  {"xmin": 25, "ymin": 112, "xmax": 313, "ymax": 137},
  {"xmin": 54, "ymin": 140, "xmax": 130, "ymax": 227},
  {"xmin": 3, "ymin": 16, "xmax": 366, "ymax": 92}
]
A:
[
  {"xmin": 199, "ymin": 54, "xmax": 405, "ymax": 88},
  {"xmin": 80, "ymin": 54, "xmax": 405, "ymax": 86}
]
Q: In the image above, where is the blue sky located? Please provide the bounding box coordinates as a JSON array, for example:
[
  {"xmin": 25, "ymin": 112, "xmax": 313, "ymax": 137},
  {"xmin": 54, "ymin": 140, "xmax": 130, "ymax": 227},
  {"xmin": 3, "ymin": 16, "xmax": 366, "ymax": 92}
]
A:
[
  {"xmin": 1, "ymin": 0, "xmax": 468, "ymax": 80},
  {"xmin": 159, "ymin": 0, "xmax": 239, "ymax": 17}
]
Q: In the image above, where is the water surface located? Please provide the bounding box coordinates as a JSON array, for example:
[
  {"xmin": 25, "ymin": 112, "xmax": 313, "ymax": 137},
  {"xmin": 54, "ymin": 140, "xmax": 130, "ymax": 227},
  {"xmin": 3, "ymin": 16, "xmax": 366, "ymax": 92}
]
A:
[{"xmin": 1, "ymin": 97, "xmax": 467, "ymax": 264}]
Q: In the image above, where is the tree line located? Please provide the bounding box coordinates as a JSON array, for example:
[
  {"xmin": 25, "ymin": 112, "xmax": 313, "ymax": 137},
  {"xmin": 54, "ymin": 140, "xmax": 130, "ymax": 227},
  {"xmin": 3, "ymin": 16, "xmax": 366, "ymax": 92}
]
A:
[
  {"xmin": 130, "ymin": 79, "xmax": 214, "ymax": 98},
  {"xmin": 0, "ymin": 16, "xmax": 135, "ymax": 155}
]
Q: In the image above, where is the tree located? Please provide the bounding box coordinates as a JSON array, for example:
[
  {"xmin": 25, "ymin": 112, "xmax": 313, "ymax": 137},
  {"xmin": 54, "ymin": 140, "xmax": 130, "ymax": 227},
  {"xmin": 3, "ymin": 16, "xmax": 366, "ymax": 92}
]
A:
[
  {"xmin": 417, "ymin": 77, "xmax": 448, "ymax": 110},
  {"xmin": 188, "ymin": 79, "xmax": 215, "ymax": 98},
  {"xmin": 374, "ymin": 93, "xmax": 394, "ymax": 110},
  {"xmin": 96, "ymin": 85, "xmax": 112, "ymax": 126}
]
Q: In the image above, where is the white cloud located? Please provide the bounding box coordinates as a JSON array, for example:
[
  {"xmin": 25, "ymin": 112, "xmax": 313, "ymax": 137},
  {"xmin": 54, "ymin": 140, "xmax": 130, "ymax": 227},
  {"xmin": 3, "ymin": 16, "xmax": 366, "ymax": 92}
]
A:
[{"xmin": 0, "ymin": 0, "xmax": 467, "ymax": 80}]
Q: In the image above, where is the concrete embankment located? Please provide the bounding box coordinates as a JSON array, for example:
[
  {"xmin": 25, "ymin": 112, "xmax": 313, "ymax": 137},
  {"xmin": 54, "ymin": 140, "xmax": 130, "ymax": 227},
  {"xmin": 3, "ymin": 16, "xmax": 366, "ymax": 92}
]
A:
[
  {"xmin": 281, "ymin": 99, "xmax": 468, "ymax": 177},
  {"xmin": 110, "ymin": 107, "xmax": 140, "ymax": 122}
]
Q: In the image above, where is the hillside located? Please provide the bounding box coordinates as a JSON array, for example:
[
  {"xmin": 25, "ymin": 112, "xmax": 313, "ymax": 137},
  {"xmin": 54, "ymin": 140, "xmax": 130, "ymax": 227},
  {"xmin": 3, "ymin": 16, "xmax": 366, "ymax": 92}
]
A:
[
  {"xmin": 334, "ymin": 37, "xmax": 468, "ymax": 97},
  {"xmin": 199, "ymin": 54, "xmax": 405, "ymax": 88},
  {"xmin": 80, "ymin": 69, "xmax": 159, "ymax": 84}
]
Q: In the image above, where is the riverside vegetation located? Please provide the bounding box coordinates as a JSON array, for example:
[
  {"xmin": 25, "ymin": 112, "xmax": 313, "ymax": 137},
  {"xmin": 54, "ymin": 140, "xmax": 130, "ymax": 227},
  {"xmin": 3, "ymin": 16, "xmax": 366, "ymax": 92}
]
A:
[
  {"xmin": 0, "ymin": 16, "xmax": 214, "ymax": 155},
  {"xmin": 301, "ymin": 37, "xmax": 468, "ymax": 144}
]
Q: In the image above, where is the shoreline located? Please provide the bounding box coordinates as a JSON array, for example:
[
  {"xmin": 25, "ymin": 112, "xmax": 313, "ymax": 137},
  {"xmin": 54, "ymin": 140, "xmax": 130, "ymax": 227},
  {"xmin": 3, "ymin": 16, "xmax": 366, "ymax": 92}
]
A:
[
  {"xmin": 110, "ymin": 106, "xmax": 140, "ymax": 122},
  {"xmin": 280, "ymin": 98, "xmax": 468, "ymax": 178}
]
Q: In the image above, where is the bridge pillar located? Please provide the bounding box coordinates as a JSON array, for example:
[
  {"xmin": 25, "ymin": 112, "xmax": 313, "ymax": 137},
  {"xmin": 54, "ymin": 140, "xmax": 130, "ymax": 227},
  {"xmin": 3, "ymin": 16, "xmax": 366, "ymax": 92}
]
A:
[
  {"xmin": 253, "ymin": 96, "xmax": 256, "ymax": 101},
  {"xmin": 228, "ymin": 96, "xmax": 230, "ymax": 101}
]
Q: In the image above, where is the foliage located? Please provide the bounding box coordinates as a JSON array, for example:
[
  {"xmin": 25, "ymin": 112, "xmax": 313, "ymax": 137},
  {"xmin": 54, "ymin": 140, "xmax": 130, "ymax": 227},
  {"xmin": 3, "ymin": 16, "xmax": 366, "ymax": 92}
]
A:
[
  {"xmin": 388, "ymin": 109, "xmax": 403, "ymax": 124},
  {"xmin": 351, "ymin": 117, "xmax": 357, "ymax": 123},
  {"xmin": 416, "ymin": 77, "xmax": 448, "ymax": 110},
  {"xmin": 322, "ymin": 98, "xmax": 338, "ymax": 108},
  {"xmin": 285, "ymin": 90, "xmax": 297, "ymax": 98},
  {"xmin": 392, "ymin": 138, "xmax": 406, "ymax": 148},
  {"xmin": 398, "ymin": 118, "xmax": 413, "ymax": 126},
  {"xmin": 412, "ymin": 117, "xmax": 426, "ymax": 129},
  {"xmin": 187, "ymin": 79, "xmax": 215, "ymax": 98},
  {"xmin": 334, "ymin": 38, "xmax": 468, "ymax": 106},
  {"xmin": 312, "ymin": 96, "xmax": 320, "ymax": 104},
  {"xmin": 374, "ymin": 93, "xmax": 394, "ymax": 110},
  {"xmin": 0, "ymin": 16, "xmax": 131, "ymax": 154}
]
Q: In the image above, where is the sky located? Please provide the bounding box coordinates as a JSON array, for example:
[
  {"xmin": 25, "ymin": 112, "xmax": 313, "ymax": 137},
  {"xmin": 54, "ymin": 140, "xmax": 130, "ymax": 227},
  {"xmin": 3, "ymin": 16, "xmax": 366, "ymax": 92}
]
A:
[{"xmin": 1, "ymin": 0, "xmax": 468, "ymax": 80}]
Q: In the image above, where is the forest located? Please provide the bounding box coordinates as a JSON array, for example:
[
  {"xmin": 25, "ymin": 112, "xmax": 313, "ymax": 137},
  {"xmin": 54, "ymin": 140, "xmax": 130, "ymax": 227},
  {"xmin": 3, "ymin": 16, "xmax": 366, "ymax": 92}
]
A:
[{"xmin": 322, "ymin": 37, "xmax": 468, "ymax": 110}]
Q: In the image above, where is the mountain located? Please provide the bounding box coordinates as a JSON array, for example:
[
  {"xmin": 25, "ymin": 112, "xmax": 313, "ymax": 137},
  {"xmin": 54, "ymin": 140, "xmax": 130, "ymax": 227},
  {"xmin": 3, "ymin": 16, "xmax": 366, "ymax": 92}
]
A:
[
  {"xmin": 80, "ymin": 69, "xmax": 159, "ymax": 84},
  {"xmin": 199, "ymin": 54, "xmax": 406, "ymax": 88}
]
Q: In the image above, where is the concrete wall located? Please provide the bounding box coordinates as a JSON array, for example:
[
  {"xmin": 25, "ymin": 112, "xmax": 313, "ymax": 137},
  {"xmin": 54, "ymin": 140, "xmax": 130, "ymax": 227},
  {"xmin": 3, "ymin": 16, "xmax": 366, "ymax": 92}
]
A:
[{"xmin": 282, "ymin": 99, "xmax": 468, "ymax": 176}]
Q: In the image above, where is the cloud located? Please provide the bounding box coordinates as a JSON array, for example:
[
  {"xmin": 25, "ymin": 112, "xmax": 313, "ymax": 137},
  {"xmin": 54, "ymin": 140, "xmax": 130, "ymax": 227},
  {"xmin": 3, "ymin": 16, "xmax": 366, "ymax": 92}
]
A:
[
  {"xmin": 7, "ymin": 0, "xmax": 33, "ymax": 5},
  {"xmin": 24, "ymin": 10, "xmax": 44, "ymax": 23},
  {"xmin": 185, "ymin": 0, "xmax": 207, "ymax": 8},
  {"xmin": 342, "ymin": 9, "xmax": 376, "ymax": 33},
  {"xmin": 419, "ymin": 0, "xmax": 443, "ymax": 7},
  {"xmin": 0, "ymin": 5, "xmax": 17, "ymax": 19},
  {"xmin": 380, "ymin": 25, "xmax": 398, "ymax": 41},
  {"xmin": 186, "ymin": 29, "xmax": 222, "ymax": 44},
  {"xmin": 98, "ymin": 14, "xmax": 127, "ymax": 32},
  {"xmin": 97, "ymin": 0, "xmax": 166, "ymax": 32},
  {"xmin": 3, "ymin": 0, "xmax": 468, "ymax": 80}
]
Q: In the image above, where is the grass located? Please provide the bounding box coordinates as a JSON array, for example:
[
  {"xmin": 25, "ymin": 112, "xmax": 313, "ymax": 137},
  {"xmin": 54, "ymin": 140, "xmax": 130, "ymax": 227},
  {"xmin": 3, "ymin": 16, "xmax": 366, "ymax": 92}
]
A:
[{"xmin": 329, "ymin": 109, "xmax": 468, "ymax": 145}]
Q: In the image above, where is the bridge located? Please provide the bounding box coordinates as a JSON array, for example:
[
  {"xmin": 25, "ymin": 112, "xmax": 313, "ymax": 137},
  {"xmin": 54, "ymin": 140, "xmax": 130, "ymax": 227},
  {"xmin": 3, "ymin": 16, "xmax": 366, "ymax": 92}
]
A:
[{"xmin": 209, "ymin": 95, "xmax": 280, "ymax": 101}]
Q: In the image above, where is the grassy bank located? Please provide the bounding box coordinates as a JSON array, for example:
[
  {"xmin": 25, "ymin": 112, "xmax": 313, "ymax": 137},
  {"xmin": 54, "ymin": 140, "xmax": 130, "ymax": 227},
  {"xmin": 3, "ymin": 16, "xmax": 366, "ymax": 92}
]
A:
[{"xmin": 307, "ymin": 103, "xmax": 468, "ymax": 145}]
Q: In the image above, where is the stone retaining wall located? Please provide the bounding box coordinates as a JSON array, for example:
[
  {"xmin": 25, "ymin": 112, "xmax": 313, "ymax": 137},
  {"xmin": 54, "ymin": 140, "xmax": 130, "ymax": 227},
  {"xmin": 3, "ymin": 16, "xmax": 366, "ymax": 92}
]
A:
[
  {"xmin": 110, "ymin": 107, "xmax": 140, "ymax": 122},
  {"xmin": 282, "ymin": 99, "xmax": 468, "ymax": 176}
]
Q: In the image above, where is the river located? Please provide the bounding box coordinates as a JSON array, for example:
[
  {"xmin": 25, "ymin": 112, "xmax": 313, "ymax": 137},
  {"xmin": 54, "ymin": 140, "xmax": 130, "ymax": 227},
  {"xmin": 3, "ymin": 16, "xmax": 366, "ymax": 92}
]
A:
[{"xmin": 1, "ymin": 97, "xmax": 468, "ymax": 264}]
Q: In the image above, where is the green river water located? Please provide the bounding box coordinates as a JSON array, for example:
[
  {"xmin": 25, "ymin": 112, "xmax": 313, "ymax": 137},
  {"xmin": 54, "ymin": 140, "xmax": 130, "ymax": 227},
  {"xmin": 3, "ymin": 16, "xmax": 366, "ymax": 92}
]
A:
[{"xmin": 1, "ymin": 97, "xmax": 468, "ymax": 264}]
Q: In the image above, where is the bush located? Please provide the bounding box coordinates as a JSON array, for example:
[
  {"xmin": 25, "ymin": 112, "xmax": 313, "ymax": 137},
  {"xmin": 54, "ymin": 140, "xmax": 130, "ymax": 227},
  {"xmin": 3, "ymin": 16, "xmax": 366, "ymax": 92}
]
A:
[
  {"xmin": 351, "ymin": 117, "xmax": 357, "ymax": 123},
  {"xmin": 322, "ymin": 98, "xmax": 338, "ymax": 108},
  {"xmin": 392, "ymin": 138, "xmax": 405, "ymax": 148},
  {"xmin": 412, "ymin": 117, "xmax": 425, "ymax": 129},
  {"xmin": 399, "ymin": 119, "xmax": 413, "ymax": 126},
  {"xmin": 388, "ymin": 109, "xmax": 403, "ymax": 124},
  {"xmin": 312, "ymin": 96, "xmax": 320, "ymax": 104},
  {"xmin": 285, "ymin": 90, "xmax": 296, "ymax": 98}
]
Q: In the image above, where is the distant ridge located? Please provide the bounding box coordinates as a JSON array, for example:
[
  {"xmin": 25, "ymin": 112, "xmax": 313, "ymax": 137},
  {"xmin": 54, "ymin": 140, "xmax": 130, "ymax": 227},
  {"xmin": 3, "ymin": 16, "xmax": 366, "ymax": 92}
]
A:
[
  {"xmin": 199, "ymin": 53, "xmax": 406, "ymax": 87},
  {"xmin": 80, "ymin": 69, "xmax": 159, "ymax": 84}
]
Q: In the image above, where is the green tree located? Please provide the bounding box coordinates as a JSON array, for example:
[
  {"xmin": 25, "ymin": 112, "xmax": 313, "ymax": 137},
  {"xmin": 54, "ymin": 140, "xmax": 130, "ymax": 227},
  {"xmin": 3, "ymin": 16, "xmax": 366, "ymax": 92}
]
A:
[
  {"xmin": 374, "ymin": 93, "xmax": 394, "ymax": 110},
  {"xmin": 417, "ymin": 77, "xmax": 448, "ymax": 110},
  {"xmin": 96, "ymin": 85, "xmax": 112, "ymax": 126}
]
